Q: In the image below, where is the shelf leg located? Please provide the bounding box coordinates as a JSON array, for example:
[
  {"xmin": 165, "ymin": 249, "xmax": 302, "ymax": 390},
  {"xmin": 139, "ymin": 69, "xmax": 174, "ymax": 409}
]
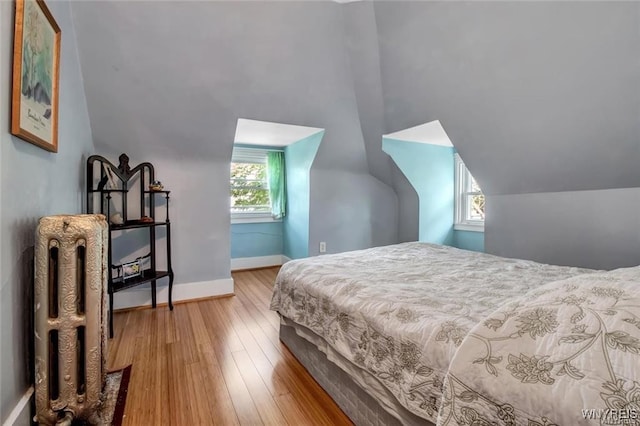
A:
[
  {"xmin": 109, "ymin": 289, "xmax": 114, "ymax": 339},
  {"xmin": 151, "ymin": 280, "xmax": 157, "ymax": 309},
  {"xmin": 168, "ymin": 272, "xmax": 174, "ymax": 311}
]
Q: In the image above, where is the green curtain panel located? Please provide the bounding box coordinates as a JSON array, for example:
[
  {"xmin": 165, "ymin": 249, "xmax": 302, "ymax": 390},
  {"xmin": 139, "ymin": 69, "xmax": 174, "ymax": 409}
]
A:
[{"xmin": 267, "ymin": 151, "xmax": 286, "ymax": 219}]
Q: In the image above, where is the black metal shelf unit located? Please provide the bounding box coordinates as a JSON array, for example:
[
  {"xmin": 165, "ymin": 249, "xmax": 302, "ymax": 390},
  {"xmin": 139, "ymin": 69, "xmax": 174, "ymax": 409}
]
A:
[{"xmin": 86, "ymin": 153, "xmax": 174, "ymax": 338}]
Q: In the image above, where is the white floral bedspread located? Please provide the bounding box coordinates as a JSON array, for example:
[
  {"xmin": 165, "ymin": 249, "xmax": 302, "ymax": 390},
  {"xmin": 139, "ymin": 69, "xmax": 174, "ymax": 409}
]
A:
[
  {"xmin": 270, "ymin": 242, "xmax": 592, "ymax": 423},
  {"xmin": 438, "ymin": 266, "xmax": 640, "ymax": 426}
]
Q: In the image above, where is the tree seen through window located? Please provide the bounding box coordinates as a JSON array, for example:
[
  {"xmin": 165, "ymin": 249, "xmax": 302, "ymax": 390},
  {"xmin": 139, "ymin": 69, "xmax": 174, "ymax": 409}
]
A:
[{"xmin": 230, "ymin": 162, "xmax": 270, "ymax": 213}]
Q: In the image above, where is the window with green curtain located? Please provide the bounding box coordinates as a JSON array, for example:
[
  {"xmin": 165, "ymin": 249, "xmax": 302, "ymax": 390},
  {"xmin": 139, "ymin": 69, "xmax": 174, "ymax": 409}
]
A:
[{"xmin": 267, "ymin": 151, "xmax": 286, "ymax": 219}]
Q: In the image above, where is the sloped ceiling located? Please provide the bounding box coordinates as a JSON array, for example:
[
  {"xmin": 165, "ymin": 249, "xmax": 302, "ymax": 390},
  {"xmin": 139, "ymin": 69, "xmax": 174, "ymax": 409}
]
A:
[
  {"xmin": 72, "ymin": 1, "xmax": 640, "ymax": 197},
  {"xmin": 72, "ymin": 1, "xmax": 369, "ymax": 173},
  {"xmin": 375, "ymin": 1, "xmax": 640, "ymax": 195}
]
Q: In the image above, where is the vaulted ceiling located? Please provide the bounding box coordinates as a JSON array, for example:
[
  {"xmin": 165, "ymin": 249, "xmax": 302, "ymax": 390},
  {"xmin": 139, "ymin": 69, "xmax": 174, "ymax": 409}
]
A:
[{"xmin": 72, "ymin": 1, "xmax": 640, "ymax": 196}]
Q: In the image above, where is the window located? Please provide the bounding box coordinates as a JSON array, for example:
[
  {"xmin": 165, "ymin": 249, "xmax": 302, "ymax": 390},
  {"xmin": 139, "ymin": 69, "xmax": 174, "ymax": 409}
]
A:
[
  {"xmin": 230, "ymin": 147, "xmax": 286, "ymax": 223},
  {"xmin": 454, "ymin": 153, "xmax": 485, "ymax": 232},
  {"xmin": 230, "ymin": 147, "xmax": 271, "ymax": 219}
]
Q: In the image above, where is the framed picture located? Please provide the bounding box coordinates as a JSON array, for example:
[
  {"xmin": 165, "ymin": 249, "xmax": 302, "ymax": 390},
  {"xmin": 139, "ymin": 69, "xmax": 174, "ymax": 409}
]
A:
[{"xmin": 11, "ymin": 0, "xmax": 61, "ymax": 152}]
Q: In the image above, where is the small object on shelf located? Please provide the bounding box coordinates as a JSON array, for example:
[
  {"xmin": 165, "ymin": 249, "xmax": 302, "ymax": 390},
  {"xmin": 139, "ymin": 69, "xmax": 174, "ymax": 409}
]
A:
[
  {"xmin": 113, "ymin": 254, "xmax": 150, "ymax": 282},
  {"xmin": 139, "ymin": 216, "xmax": 154, "ymax": 223},
  {"xmin": 120, "ymin": 259, "xmax": 141, "ymax": 281},
  {"xmin": 110, "ymin": 213, "xmax": 124, "ymax": 225},
  {"xmin": 103, "ymin": 163, "xmax": 118, "ymax": 189},
  {"xmin": 149, "ymin": 180, "xmax": 164, "ymax": 191}
]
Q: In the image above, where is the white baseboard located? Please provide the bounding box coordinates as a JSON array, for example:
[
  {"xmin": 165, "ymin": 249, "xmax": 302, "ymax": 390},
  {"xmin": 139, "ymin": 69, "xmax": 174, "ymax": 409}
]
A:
[
  {"xmin": 3, "ymin": 386, "xmax": 33, "ymax": 426},
  {"xmin": 113, "ymin": 278, "xmax": 234, "ymax": 310},
  {"xmin": 231, "ymin": 255, "xmax": 289, "ymax": 271},
  {"xmin": 282, "ymin": 255, "xmax": 292, "ymax": 264}
]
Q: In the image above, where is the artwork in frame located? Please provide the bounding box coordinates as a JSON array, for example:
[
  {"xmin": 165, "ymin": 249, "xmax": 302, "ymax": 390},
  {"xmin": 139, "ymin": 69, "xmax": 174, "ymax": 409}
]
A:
[{"xmin": 11, "ymin": 0, "xmax": 61, "ymax": 152}]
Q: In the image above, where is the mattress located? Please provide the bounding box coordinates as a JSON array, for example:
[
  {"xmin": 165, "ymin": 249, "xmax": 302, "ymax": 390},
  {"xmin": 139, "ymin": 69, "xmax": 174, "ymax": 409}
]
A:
[{"xmin": 270, "ymin": 242, "xmax": 593, "ymax": 423}]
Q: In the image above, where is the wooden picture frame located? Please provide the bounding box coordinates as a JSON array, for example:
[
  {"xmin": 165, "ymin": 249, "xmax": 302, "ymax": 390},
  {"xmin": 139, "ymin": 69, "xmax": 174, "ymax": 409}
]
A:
[{"xmin": 11, "ymin": 0, "xmax": 61, "ymax": 152}]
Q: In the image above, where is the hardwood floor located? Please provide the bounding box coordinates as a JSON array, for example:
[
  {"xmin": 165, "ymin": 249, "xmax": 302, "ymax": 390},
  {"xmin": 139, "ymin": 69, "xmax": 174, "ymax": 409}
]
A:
[{"xmin": 108, "ymin": 267, "xmax": 353, "ymax": 426}]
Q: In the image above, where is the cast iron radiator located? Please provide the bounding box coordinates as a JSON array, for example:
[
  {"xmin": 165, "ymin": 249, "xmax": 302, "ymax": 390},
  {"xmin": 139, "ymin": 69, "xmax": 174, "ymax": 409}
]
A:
[{"xmin": 34, "ymin": 214, "xmax": 109, "ymax": 425}]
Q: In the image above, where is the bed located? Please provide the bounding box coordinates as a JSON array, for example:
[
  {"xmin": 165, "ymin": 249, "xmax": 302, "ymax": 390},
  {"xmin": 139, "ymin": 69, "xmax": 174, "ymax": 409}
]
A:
[{"xmin": 270, "ymin": 242, "xmax": 639, "ymax": 425}]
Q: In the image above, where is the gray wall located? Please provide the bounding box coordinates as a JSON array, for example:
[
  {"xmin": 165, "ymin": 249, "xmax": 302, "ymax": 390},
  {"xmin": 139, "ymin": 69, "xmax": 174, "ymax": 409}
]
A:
[
  {"xmin": 374, "ymin": 1, "xmax": 640, "ymax": 268},
  {"xmin": 0, "ymin": 0, "xmax": 95, "ymax": 422},
  {"xmin": 342, "ymin": 2, "xmax": 391, "ymax": 186},
  {"xmin": 71, "ymin": 1, "xmax": 400, "ymax": 279},
  {"xmin": 487, "ymin": 189, "xmax": 640, "ymax": 270},
  {"xmin": 342, "ymin": 2, "xmax": 418, "ymax": 242},
  {"xmin": 375, "ymin": 1, "xmax": 640, "ymax": 196},
  {"xmin": 309, "ymin": 169, "xmax": 397, "ymax": 255},
  {"xmin": 148, "ymin": 157, "xmax": 231, "ymax": 282}
]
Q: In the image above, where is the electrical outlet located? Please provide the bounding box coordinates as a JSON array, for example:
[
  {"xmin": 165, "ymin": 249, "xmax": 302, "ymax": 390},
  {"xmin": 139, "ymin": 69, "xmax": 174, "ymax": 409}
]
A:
[{"xmin": 319, "ymin": 241, "xmax": 326, "ymax": 253}]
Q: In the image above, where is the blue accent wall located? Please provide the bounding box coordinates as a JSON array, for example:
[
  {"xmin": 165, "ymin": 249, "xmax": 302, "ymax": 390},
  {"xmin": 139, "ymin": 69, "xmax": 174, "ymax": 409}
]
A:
[
  {"xmin": 382, "ymin": 138, "xmax": 484, "ymax": 252},
  {"xmin": 283, "ymin": 131, "xmax": 324, "ymax": 259},
  {"xmin": 383, "ymin": 139, "xmax": 456, "ymax": 246},
  {"xmin": 230, "ymin": 222, "xmax": 283, "ymax": 258},
  {"xmin": 454, "ymin": 230, "xmax": 484, "ymax": 252}
]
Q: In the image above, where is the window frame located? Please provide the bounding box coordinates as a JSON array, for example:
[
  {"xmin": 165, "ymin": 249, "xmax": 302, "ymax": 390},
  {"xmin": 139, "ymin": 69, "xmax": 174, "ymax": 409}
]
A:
[
  {"xmin": 454, "ymin": 153, "xmax": 484, "ymax": 232},
  {"xmin": 230, "ymin": 147, "xmax": 278, "ymax": 223}
]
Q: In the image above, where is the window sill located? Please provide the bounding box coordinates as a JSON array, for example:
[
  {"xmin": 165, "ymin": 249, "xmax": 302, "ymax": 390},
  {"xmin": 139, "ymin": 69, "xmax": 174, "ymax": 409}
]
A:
[
  {"xmin": 231, "ymin": 215, "xmax": 282, "ymax": 224},
  {"xmin": 454, "ymin": 223, "xmax": 484, "ymax": 233}
]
